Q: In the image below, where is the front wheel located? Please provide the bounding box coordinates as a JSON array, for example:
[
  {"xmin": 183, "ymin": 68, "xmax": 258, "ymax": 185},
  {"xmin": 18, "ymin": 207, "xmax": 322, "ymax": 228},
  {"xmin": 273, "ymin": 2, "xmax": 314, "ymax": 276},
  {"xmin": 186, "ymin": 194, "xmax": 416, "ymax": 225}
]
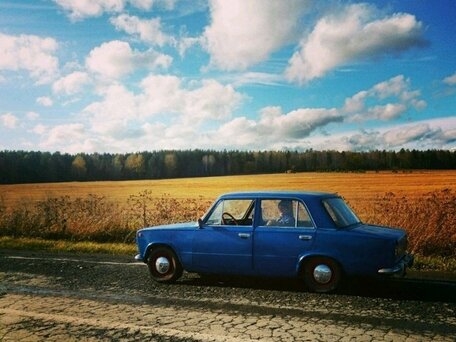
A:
[
  {"xmin": 147, "ymin": 247, "xmax": 183, "ymax": 283},
  {"xmin": 302, "ymin": 257, "xmax": 341, "ymax": 293}
]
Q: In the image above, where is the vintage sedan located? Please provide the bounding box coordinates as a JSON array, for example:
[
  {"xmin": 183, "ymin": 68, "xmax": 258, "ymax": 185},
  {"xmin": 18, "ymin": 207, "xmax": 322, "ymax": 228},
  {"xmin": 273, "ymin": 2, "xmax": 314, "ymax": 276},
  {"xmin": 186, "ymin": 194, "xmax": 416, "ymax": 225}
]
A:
[{"xmin": 135, "ymin": 191, "xmax": 413, "ymax": 292}]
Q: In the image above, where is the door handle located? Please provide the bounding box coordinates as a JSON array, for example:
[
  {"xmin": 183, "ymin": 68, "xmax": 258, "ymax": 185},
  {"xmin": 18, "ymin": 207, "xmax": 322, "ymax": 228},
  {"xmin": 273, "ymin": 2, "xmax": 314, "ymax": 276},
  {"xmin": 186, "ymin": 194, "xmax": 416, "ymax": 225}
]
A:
[
  {"xmin": 238, "ymin": 233, "xmax": 250, "ymax": 239},
  {"xmin": 299, "ymin": 235, "xmax": 312, "ymax": 241}
]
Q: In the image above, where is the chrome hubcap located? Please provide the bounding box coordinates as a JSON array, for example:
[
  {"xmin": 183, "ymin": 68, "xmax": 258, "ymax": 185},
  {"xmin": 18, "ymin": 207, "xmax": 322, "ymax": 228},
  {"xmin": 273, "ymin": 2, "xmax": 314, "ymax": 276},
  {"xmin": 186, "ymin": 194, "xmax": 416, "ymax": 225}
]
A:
[
  {"xmin": 313, "ymin": 264, "xmax": 332, "ymax": 284},
  {"xmin": 155, "ymin": 257, "xmax": 170, "ymax": 274}
]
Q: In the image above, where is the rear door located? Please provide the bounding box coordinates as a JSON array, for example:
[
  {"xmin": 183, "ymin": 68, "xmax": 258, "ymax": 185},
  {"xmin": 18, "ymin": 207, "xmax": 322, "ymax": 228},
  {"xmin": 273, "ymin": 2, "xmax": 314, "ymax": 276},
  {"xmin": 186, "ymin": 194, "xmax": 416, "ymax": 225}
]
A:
[{"xmin": 253, "ymin": 198, "xmax": 316, "ymax": 277}]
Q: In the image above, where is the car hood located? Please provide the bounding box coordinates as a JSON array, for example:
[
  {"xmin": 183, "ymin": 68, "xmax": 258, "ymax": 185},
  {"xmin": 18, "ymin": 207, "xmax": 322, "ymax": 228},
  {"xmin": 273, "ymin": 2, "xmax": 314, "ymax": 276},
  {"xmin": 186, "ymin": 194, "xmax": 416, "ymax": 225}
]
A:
[
  {"xmin": 139, "ymin": 222, "xmax": 197, "ymax": 232},
  {"xmin": 349, "ymin": 223, "xmax": 406, "ymax": 240}
]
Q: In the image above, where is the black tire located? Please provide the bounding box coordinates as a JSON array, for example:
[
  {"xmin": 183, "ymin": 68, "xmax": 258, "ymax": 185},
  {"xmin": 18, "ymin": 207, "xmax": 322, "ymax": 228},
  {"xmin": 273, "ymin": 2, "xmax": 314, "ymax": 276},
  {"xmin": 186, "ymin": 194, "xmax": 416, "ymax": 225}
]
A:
[
  {"xmin": 302, "ymin": 257, "xmax": 341, "ymax": 293},
  {"xmin": 147, "ymin": 247, "xmax": 183, "ymax": 283}
]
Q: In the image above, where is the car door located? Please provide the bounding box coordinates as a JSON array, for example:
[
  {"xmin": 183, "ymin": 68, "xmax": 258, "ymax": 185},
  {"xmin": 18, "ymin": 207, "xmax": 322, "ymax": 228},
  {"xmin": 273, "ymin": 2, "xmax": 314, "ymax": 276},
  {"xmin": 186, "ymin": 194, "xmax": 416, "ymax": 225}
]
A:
[
  {"xmin": 253, "ymin": 198, "xmax": 316, "ymax": 277},
  {"xmin": 192, "ymin": 198, "xmax": 254, "ymax": 275}
]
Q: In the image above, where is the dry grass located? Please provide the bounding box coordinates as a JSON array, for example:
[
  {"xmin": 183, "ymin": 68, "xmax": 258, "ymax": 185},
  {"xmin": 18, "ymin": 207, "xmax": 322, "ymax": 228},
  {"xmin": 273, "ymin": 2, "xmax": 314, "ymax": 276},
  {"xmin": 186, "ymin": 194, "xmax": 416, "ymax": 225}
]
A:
[
  {"xmin": 0, "ymin": 171, "xmax": 455, "ymax": 258},
  {"xmin": 349, "ymin": 189, "xmax": 456, "ymax": 257}
]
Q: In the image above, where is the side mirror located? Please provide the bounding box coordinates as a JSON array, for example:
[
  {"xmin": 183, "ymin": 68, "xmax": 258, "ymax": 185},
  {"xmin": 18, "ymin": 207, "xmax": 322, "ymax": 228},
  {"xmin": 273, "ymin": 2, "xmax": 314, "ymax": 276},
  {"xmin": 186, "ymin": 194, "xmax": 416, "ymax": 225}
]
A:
[{"xmin": 197, "ymin": 218, "xmax": 204, "ymax": 229}]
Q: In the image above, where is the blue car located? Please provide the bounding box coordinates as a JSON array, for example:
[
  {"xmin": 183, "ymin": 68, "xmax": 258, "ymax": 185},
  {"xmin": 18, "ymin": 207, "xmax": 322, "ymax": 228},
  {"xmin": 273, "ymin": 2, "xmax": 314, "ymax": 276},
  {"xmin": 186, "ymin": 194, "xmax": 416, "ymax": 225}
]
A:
[{"xmin": 135, "ymin": 191, "xmax": 413, "ymax": 292}]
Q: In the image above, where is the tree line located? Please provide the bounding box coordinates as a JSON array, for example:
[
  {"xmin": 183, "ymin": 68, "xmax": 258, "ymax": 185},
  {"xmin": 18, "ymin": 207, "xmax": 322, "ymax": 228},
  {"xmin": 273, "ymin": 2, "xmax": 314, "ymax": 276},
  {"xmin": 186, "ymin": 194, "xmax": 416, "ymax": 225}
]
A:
[{"xmin": 0, "ymin": 149, "xmax": 455, "ymax": 184}]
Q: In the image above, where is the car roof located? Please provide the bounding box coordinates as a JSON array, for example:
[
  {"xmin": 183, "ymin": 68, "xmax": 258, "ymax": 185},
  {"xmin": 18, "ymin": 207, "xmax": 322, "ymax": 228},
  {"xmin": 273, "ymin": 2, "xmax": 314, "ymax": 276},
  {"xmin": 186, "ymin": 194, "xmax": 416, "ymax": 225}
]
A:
[{"xmin": 218, "ymin": 191, "xmax": 338, "ymax": 200}]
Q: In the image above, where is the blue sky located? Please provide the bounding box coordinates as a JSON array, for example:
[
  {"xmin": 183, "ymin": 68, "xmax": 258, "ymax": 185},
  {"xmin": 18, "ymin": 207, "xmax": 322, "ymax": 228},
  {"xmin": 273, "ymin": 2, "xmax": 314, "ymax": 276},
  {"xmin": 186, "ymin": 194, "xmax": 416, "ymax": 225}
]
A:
[{"xmin": 0, "ymin": 0, "xmax": 455, "ymax": 153}]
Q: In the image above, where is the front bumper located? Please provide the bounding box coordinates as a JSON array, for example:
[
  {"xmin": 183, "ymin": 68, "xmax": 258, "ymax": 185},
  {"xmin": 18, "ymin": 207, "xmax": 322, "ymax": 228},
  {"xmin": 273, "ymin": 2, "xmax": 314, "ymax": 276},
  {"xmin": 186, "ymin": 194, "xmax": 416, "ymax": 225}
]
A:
[
  {"xmin": 378, "ymin": 253, "xmax": 414, "ymax": 276},
  {"xmin": 134, "ymin": 254, "xmax": 143, "ymax": 262}
]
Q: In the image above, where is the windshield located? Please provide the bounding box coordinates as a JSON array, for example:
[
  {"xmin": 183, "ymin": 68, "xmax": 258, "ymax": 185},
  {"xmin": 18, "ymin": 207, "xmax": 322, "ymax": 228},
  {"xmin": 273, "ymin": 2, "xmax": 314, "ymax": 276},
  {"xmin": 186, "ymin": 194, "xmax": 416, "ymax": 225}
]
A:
[{"xmin": 322, "ymin": 197, "xmax": 361, "ymax": 228}]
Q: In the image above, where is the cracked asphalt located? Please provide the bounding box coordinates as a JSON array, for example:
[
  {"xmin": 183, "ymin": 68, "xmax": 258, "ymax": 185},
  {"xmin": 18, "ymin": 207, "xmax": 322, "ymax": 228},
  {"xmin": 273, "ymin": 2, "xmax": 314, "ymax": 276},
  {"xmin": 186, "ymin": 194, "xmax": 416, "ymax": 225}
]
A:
[{"xmin": 0, "ymin": 250, "xmax": 455, "ymax": 341}]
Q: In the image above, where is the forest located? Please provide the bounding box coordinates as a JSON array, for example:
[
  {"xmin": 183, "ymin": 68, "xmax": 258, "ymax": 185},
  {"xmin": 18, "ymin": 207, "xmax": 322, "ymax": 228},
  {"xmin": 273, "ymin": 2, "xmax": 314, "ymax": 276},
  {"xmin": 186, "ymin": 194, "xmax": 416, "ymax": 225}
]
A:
[{"xmin": 0, "ymin": 149, "xmax": 455, "ymax": 184}]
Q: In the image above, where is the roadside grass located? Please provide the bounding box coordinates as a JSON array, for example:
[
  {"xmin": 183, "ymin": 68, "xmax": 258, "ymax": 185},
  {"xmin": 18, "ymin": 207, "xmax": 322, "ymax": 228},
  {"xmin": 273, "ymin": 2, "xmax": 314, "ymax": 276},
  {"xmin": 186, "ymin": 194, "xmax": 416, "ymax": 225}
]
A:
[
  {"xmin": 412, "ymin": 254, "xmax": 456, "ymax": 273},
  {"xmin": 0, "ymin": 236, "xmax": 136, "ymax": 255}
]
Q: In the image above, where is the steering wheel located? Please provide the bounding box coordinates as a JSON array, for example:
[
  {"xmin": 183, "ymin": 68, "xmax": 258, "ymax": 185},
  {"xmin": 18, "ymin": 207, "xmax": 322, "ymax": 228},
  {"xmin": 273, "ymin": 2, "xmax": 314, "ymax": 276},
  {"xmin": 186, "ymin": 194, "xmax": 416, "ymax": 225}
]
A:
[{"xmin": 222, "ymin": 212, "xmax": 239, "ymax": 225}]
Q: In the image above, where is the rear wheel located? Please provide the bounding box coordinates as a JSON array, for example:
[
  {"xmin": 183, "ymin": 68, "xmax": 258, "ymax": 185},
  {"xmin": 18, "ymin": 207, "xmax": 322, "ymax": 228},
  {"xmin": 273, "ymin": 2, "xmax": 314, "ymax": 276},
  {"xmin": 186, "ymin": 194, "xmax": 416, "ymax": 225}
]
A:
[
  {"xmin": 303, "ymin": 257, "xmax": 341, "ymax": 293},
  {"xmin": 147, "ymin": 247, "xmax": 183, "ymax": 283}
]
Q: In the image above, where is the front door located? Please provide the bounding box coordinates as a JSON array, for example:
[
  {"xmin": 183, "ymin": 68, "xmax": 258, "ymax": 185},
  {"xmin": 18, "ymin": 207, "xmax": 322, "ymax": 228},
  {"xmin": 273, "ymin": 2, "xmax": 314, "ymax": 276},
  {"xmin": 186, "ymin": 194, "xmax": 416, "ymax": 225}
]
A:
[{"xmin": 192, "ymin": 198, "xmax": 254, "ymax": 275}]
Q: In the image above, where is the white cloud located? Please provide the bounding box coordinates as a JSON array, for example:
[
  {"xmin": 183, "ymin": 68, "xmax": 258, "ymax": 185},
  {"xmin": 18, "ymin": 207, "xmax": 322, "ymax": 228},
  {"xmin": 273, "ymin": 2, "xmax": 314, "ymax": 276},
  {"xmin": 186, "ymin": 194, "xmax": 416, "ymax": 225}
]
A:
[
  {"xmin": 258, "ymin": 106, "xmax": 342, "ymax": 139},
  {"xmin": 443, "ymin": 72, "xmax": 456, "ymax": 86},
  {"xmin": 382, "ymin": 123, "xmax": 440, "ymax": 148},
  {"xmin": 366, "ymin": 103, "xmax": 407, "ymax": 121},
  {"xmin": 138, "ymin": 75, "xmax": 244, "ymax": 123},
  {"xmin": 83, "ymin": 83, "xmax": 138, "ymax": 136},
  {"xmin": 31, "ymin": 124, "xmax": 47, "ymax": 135},
  {"xmin": 183, "ymin": 79, "xmax": 243, "ymax": 123},
  {"xmin": 203, "ymin": 0, "xmax": 309, "ymax": 71},
  {"xmin": 53, "ymin": 71, "xmax": 91, "ymax": 95},
  {"xmin": 1, "ymin": 113, "xmax": 19, "ymax": 129},
  {"xmin": 195, "ymin": 106, "xmax": 343, "ymax": 151},
  {"xmin": 53, "ymin": 0, "xmax": 179, "ymax": 21},
  {"xmin": 86, "ymin": 40, "xmax": 172, "ymax": 79},
  {"xmin": 39, "ymin": 123, "xmax": 92, "ymax": 153},
  {"xmin": 36, "ymin": 97, "xmax": 53, "ymax": 107},
  {"xmin": 53, "ymin": 0, "xmax": 143, "ymax": 21},
  {"xmin": 64, "ymin": 73, "xmax": 246, "ymax": 152},
  {"xmin": 289, "ymin": 116, "xmax": 456, "ymax": 152},
  {"xmin": 213, "ymin": 117, "xmax": 258, "ymax": 148},
  {"xmin": 82, "ymin": 75, "xmax": 245, "ymax": 141},
  {"xmin": 177, "ymin": 37, "xmax": 202, "ymax": 57},
  {"xmin": 138, "ymin": 75, "xmax": 183, "ymax": 115},
  {"xmin": 344, "ymin": 75, "xmax": 425, "ymax": 121},
  {"xmin": 230, "ymin": 72, "xmax": 284, "ymax": 87},
  {"xmin": 110, "ymin": 14, "xmax": 174, "ymax": 47},
  {"xmin": 0, "ymin": 33, "xmax": 59, "ymax": 84},
  {"xmin": 129, "ymin": 0, "xmax": 154, "ymax": 10},
  {"xmin": 286, "ymin": 3, "xmax": 425, "ymax": 83},
  {"xmin": 53, "ymin": 0, "xmax": 124, "ymax": 20},
  {"xmin": 26, "ymin": 112, "xmax": 40, "ymax": 121}
]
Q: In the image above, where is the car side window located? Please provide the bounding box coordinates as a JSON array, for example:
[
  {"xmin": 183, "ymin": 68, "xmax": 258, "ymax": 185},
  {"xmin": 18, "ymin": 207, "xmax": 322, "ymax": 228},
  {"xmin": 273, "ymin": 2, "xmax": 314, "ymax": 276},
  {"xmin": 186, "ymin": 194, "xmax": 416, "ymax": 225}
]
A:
[
  {"xmin": 261, "ymin": 199, "xmax": 313, "ymax": 228},
  {"xmin": 205, "ymin": 199, "xmax": 254, "ymax": 226},
  {"xmin": 296, "ymin": 202, "xmax": 314, "ymax": 227}
]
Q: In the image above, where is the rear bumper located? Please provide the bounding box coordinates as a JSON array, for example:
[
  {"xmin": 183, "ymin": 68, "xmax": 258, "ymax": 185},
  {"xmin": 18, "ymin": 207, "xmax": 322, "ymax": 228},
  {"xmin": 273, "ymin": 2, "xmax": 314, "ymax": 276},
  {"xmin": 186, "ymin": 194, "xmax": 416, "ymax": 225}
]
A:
[
  {"xmin": 134, "ymin": 254, "xmax": 143, "ymax": 262},
  {"xmin": 378, "ymin": 253, "xmax": 414, "ymax": 276}
]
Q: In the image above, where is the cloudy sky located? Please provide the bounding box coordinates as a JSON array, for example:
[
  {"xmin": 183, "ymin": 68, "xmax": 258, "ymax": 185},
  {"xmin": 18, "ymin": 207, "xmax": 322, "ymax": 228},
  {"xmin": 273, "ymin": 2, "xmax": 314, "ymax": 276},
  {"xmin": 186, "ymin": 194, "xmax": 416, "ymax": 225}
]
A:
[{"xmin": 1, "ymin": 0, "xmax": 455, "ymax": 153}]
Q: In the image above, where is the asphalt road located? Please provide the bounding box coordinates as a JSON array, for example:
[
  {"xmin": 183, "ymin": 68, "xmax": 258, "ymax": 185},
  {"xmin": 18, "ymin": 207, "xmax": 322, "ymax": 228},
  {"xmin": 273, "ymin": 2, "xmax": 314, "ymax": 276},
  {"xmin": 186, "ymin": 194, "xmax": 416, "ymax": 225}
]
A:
[{"xmin": 0, "ymin": 250, "xmax": 455, "ymax": 341}]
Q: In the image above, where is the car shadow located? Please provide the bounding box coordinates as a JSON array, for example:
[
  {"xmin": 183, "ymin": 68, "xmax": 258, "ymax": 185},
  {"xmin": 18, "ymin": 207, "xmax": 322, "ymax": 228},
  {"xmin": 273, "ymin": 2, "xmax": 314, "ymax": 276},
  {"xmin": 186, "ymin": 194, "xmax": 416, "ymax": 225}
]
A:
[
  {"xmin": 180, "ymin": 273, "xmax": 456, "ymax": 303},
  {"xmin": 338, "ymin": 276, "xmax": 456, "ymax": 303}
]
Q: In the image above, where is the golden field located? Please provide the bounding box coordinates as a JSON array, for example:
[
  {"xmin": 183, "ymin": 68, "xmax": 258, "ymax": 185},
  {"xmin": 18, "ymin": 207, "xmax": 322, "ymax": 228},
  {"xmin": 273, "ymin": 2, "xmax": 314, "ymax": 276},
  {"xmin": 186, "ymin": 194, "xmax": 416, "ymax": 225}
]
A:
[
  {"xmin": 0, "ymin": 171, "xmax": 455, "ymax": 259},
  {"xmin": 2, "ymin": 170, "xmax": 455, "ymax": 204}
]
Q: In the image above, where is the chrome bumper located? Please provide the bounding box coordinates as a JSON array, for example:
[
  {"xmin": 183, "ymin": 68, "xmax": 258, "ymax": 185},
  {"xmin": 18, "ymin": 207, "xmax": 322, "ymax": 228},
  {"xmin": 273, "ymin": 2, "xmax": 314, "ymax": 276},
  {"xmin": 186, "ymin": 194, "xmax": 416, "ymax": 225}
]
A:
[
  {"xmin": 378, "ymin": 253, "xmax": 414, "ymax": 276},
  {"xmin": 134, "ymin": 254, "xmax": 143, "ymax": 262}
]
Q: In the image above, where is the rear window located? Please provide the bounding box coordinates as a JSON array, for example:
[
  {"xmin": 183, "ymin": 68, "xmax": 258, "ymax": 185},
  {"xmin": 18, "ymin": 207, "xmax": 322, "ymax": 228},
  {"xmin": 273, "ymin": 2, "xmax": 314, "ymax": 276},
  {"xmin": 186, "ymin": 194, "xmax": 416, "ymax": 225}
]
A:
[{"xmin": 323, "ymin": 197, "xmax": 361, "ymax": 228}]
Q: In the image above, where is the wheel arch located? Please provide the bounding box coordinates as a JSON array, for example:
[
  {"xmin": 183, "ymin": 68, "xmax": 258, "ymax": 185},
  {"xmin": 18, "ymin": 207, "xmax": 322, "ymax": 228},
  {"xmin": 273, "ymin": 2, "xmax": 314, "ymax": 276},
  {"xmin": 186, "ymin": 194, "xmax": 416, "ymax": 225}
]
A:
[
  {"xmin": 297, "ymin": 254, "xmax": 345, "ymax": 277},
  {"xmin": 145, "ymin": 242, "xmax": 178, "ymax": 262}
]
